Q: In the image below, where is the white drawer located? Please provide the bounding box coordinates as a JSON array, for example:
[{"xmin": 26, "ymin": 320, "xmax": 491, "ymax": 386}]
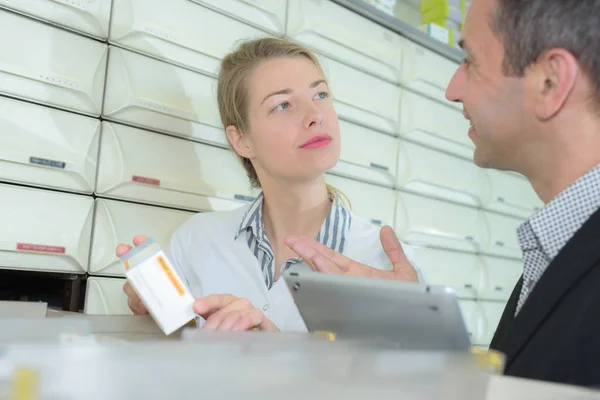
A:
[
  {"xmin": 95, "ymin": 122, "xmax": 257, "ymax": 212},
  {"xmin": 0, "ymin": 184, "xmax": 93, "ymax": 273},
  {"xmin": 479, "ymin": 301, "xmax": 506, "ymax": 346},
  {"xmin": 84, "ymin": 277, "xmax": 132, "ymax": 315},
  {"xmin": 395, "ymin": 191, "xmax": 485, "ymax": 253},
  {"xmin": 102, "ymin": 46, "xmax": 227, "ymax": 147},
  {"xmin": 89, "ymin": 199, "xmax": 194, "ymax": 277},
  {"xmin": 0, "ymin": 0, "xmax": 111, "ymax": 39},
  {"xmin": 399, "ymin": 89, "xmax": 472, "ymax": 159},
  {"xmin": 189, "ymin": 0, "xmax": 286, "ymax": 34},
  {"xmin": 286, "ymin": 0, "xmax": 404, "ymax": 83},
  {"xmin": 484, "ymin": 170, "xmax": 542, "ymax": 219},
  {"xmin": 401, "ymin": 41, "xmax": 460, "ymax": 110},
  {"xmin": 458, "ymin": 299, "xmax": 483, "ymax": 345},
  {"xmin": 326, "ymin": 174, "xmax": 396, "ymax": 228},
  {"xmin": 109, "ymin": 0, "xmax": 267, "ymax": 76},
  {"xmin": 0, "ymin": 11, "xmax": 108, "ymax": 116},
  {"xmin": 320, "ymin": 55, "xmax": 401, "ymax": 135},
  {"xmin": 411, "ymin": 247, "xmax": 483, "ymax": 299},
  {"xmin": 396, "ymin": 140, "xmax": 487, "ymax": 207},
  {"xmin": 480, "ymin": 256, "xmax": 521, "ymax": 301},
  {"xmin": 481, "ymin": 211, "xmax": 523, "ymax": 260},
  {"xmin": 0, "ymin": 97, "xmax": 100, "ymax": 193},
  {"xmin": 331, "ymin": 120, "xmax": 397, "ymax": 188}
]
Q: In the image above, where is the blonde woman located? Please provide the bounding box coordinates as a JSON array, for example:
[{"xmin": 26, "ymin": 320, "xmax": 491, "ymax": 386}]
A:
[{"xmin": 117, "ymin": 38, "xmax": 423, "ymax": 332}]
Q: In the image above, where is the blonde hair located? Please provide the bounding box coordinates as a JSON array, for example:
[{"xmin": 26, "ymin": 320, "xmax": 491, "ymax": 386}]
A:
[{"xmin": 217, "ymin": 37, "xmax": 349, "ymax": 207}]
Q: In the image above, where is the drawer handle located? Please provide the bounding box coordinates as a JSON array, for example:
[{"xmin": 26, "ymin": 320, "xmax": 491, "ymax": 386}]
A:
[
  {"xmin": 494, "ymin": 286, "xmax": 503, "ymax": 292},
  {"xmin": 464, "ymin": 284, "xmax": 474, "ymax": 289},
  {"xmin": 371, "ymin": 219, "xmax": 383, "ymax": 226},
  {"xmin": 369, "ymin": 163, "xmax": 389, "ymax": 172},
  {"xmin": 495, "ymin": 241, "xmax": 505, "ymax": 247},
  {"xmin": 234, "ymin": 194, "xmax": 256, "ymax": 202}
]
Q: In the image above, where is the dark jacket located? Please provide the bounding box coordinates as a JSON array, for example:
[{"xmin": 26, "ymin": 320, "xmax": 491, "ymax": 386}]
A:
[{"xmin": 490, "ymin": 207, "xmax": 600, "ymax": 387}]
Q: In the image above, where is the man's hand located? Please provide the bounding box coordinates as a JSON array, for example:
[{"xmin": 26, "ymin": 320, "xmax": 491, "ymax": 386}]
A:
[
  {"xmin": 193, "ymin": 294, "xmax": 280, "ymax": 332},
  {"xmin": 284, "ymin": 225, "xmax": 418, "ymax": 282}
]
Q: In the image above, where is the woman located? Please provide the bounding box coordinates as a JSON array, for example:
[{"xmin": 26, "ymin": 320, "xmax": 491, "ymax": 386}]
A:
[{"xmin": 117, "ymin": 37, "xmax": 423, "ymax": 332}]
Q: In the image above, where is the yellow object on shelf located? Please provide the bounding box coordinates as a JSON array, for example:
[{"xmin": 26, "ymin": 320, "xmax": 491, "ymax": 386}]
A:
[{"xmin": 11, "ymin": 367, "xmax": 39, "ymax": 400}]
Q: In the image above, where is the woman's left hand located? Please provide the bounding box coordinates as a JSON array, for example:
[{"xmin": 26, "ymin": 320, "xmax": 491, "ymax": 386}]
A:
[{"xmin": 193, "ymin": 294, "xmax": 280, "ymax": 332}]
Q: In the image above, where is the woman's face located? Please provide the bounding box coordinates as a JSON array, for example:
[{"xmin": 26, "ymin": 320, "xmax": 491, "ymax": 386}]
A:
[{"xmin": 231, "ymin": 56, "xmax": 341, "ymax": 185}]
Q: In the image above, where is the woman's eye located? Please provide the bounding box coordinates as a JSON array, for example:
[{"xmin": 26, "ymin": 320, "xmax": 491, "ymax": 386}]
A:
[
  {"xmin": 273, "ymin": 101, "xmax": 290, "ymax": 112},
  {"xmin": 315, "ymin": 91, "xmax": 329, "ymax": 100}
]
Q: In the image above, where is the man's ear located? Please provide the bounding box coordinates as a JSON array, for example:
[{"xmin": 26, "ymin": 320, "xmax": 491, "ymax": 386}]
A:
[
  {"xmin": 533, "ymin": 48, "xmax": 578, "ymax": 120},
  {"xmin": 226, "ymin": 125, "xmax": 254, "ymax": 159}
]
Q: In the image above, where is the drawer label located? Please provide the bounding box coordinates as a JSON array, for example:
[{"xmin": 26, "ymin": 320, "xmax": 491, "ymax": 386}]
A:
[
  {"xmin": 132, "ymin": 175, "xmax": 161, "ymax": 186},
  {"xmin": 17, "ymin": 243, "xmax": 66, "ymax": 254},
  {"xmin": 369, "ymin": 162, "xmax": 389, "ymax": 171},
  {"xmin": 234, "ymin": 194, "xmax": 256, "ymax": 202},
  {"xmin": 29, "ymin": 157, "xmax": 65, "ymax": 169}
]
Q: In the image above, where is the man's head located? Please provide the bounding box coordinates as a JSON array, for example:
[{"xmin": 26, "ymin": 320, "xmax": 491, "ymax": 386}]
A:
[{"xmin": 446, "ymin": 0, "xmax": 600, "ymax": 175}]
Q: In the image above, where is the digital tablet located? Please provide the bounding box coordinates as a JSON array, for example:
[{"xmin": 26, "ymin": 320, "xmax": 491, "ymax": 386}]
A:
[{"xmin": 283, "ymin": 270, "xmax": 471, "ymax": 351}]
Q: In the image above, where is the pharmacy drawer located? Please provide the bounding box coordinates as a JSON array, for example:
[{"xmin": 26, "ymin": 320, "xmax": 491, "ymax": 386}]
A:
[
  {"xmin": 396, "ymin": 140, "xmax": 486, "ymax": 207},
  {"xmin": 109, "ymin": 0, "xmax": 267, "ymax": 76},
  {"xmin": 399, "ymin": 89, "xmax": 472, "ymax": 159},
  {"xmin": 411, "ymin": 247, "xmax": 483, "ymax": 299},
  {"xmin": 190, "ymin": 0, "xmax": 286, "ymax": 34},
  {"xmin": 95, "ymin": 122, "xmax": 256, "ymax": 212},
  {"xmin": 0, "ymin": 184, "xmax": 93, "ymax": 274},
  {"xmin": 395, "ymin": 191, "xmax": 485, "ymax": 253},
  {"xmin": 484, "ymin": 170, "xmax": 542, "ymax": 219},
  {"xmin": 0, "ymin": 11, "xmax": 108, "ymax": 116},
  {"xmin": 320, "ymin": 55, "xmax": 401, "ymax": 135},
  {"xmin": 331, "ymin": 120, "xmax": 397, "ymax": 188},
  {"xmin": 479, "ymin": 301, "xmax": 506, "ymax": 346},
  {"xmin": 90, "ymin": 199, "xmax": 195, "ymax": 277},
  {"xmin": 0, "ymin": 97, "xmax": 100, "ymax": 193},
  {"xmin": 0, "ymin": 0, "xmax": 111, "ymax": 39},
  {"xmin": 458, "ymin": 300, "xmax": 482, "ymax": 345},
  {"xmin": 481, "ymin": 211, "xmax": 523, "ymax": 260},
  {"xmin": 326, "ymin": 174, "xmax": 396, "ymax": 228},
  {"xmin": 84, "ymin": 277, "xmax": 132, "ymax": 315},
  {"xmin": 286, "ymin": 0, "xmax": 404, "ymax": 83},
  {"xmin": 480, "ymin": 256, "xmax": 521, "ymax": 302},
  {"xmin": 102, "ymin": 47, "xmax": 227, "ymax": 147},
  {"xmin": 401, "ymin": 41, "xmax": 460, "ymax": 110}
]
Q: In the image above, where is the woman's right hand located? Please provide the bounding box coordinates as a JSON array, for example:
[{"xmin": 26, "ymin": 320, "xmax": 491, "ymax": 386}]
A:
[{"xmin": 116, "ymin": 234, "xmax": 149, "ymax": 315}]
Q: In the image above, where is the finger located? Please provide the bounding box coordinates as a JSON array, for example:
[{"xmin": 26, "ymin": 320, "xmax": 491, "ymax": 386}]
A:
[
  {"xmin": 380, "ymin": 226, "xmax": 418, "ymax": 281},
  {"xmin": 285, "ymin": 237, "xmax": 350, "ymax": 272},
  {"xmin": 123, "ymin": 282, "xmax": 148, "ymax": 314},
  {"xmin": 212, "ymin": 310, "xmax": 256, "ymax": 331},
  {"xmin": 379, "ymin": 226, "xmax": 409, "ymax": 270},
  {"xmin": 202, "ymin": 300, "xmax": 252, "ymax": 331},
  {"xmin": 116, "ymin": 244, "xmax": 132, "ymax": 257},
  {"xmin": 194, "ymin": 295, "xmax": 250, "ymax": 320},
  {"xmin": 232, "ymin": 309, "xmax": 267, "ymax": 331},
  {"xmin": 132, "ymin": 235, "xmax": 148, "ymax": 246}
]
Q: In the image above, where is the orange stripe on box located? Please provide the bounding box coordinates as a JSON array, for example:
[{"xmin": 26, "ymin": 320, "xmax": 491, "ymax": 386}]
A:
[{"xmin": 157, "ymin": 255, "xmax": 185, "ymax": 296}]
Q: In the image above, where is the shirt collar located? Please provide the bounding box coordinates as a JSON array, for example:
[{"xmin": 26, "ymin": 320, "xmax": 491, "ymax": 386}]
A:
[
  {"xmin": 234, "ymin": 191, "xmax": 352, "ymax": 254},
  {"xmin": 518, "ymin": 164, "xmax": 600, "ymax": 260}
]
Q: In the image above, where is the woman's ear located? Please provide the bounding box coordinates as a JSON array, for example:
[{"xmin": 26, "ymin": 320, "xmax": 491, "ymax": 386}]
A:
[{"xmin": 226, "ymin": 125, "xmax": 254, "ymax": 159}]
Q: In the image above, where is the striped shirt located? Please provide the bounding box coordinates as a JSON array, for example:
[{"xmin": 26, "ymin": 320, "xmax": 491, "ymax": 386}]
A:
[{"xmin": 235, "ymin": 192, "xmax": 352, "ymax": 289}]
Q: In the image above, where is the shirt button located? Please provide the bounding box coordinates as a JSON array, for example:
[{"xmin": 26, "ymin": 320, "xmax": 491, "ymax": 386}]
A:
[{"xmin": 263, "ymin": 304, "xmax": 269, "ymax": 311}]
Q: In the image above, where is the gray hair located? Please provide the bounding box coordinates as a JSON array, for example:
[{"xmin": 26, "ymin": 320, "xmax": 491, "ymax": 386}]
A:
[{"xmin": 490, "ymin": 0, "xmax": 600, "ymax": 105}]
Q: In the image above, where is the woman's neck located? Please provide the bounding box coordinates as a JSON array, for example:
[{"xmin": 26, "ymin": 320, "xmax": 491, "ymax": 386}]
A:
[{"xmin": 260, "ymin": 177, "xmax": 331, "ymax": 248}]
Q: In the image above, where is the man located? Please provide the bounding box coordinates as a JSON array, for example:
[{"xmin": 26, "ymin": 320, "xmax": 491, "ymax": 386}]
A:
[{"xmin": 195, "ymin": 0, "xmax": 600, "ymax": 386}]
